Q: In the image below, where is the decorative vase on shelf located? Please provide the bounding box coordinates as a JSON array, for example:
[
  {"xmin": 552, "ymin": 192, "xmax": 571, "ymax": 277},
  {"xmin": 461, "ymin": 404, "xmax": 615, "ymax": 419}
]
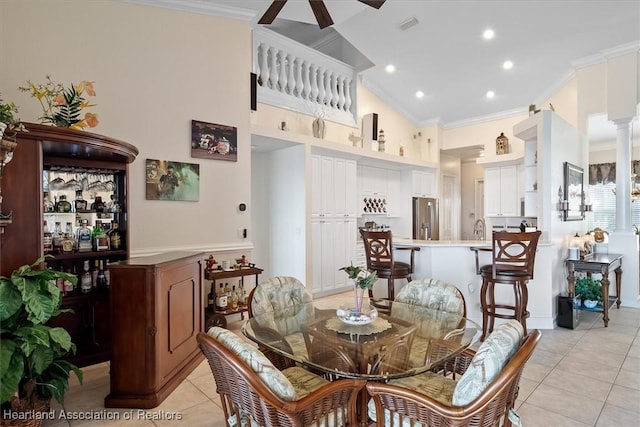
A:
[
  {"xmin": 312, "ymin": 117, "xmax": 326, "ymax": 139},
  {"xmin": 496, "ymin": 132, "xmax": 509, "ymax": 155},
  {"xmin": 377, "ymin": 129, "xmax": 386, "ymax": 152}
]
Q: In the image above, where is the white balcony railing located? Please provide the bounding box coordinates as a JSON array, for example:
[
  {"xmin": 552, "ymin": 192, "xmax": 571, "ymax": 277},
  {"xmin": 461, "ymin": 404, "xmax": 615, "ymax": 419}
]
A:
[{"xmin": 253, "ymin": 27, "xmax": 357, "ymax": 126}]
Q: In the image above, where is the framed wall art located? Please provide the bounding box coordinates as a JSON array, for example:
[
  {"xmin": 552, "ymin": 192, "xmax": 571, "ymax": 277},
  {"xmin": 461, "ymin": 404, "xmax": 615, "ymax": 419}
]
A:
[
  {"xmin": 146, "ymin": 159, "xmax": 200, "ymax": 201},
  {"xmin": 191, "ymin": 120, "xmax": 238, "ymax": 162}
]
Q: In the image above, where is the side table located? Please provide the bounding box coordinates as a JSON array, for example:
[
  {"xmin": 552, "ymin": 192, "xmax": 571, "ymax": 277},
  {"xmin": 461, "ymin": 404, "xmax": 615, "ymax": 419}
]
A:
[{"xmin": 565, "ymin": 253, "xmax": 622, "ymax": 327}]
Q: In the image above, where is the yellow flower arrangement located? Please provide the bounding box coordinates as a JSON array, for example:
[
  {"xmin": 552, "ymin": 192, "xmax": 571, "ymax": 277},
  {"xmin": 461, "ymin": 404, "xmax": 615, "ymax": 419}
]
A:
[{"xmin": 18, "ymin": 75, "xmax": 99, "ymax": 130}]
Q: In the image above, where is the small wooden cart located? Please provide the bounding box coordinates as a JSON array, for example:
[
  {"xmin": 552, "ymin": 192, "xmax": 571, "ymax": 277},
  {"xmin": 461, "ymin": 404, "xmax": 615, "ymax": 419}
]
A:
[{"xmin": 204, "ymin": 266, "xmax": 263, "ymax": 329}]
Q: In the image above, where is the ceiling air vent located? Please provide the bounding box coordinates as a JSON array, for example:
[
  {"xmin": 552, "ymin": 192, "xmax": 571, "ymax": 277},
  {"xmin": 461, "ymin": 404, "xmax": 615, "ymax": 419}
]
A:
[{"xmin": 399, "ymin": 17, "xmax": 418, "ymax": 31}]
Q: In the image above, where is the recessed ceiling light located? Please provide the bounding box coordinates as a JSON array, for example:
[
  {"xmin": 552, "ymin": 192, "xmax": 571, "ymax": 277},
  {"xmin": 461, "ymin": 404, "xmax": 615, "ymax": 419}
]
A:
[
  {"xmin": 415, "ymin": 91, "xmax": 424, "ymax": 99},
  {"xmin": 385, "ymin": 64, "xmax": 395, "ymax": 73},
  {"xmin": 486, "ymin": 91, "xmax": 495, "ymax": 99},
  {"xmin": 483, "ymin": 29, "xmax": 495, "ymax": 40},
  {"xmin": 503, "ymin": 60, "xmax": 513, "ymax": 70}
]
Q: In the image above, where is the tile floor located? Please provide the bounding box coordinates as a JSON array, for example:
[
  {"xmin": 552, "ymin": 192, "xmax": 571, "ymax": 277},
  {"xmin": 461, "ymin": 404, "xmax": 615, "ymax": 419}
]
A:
[{"xmin": 42, "ymin": 292, "xmax": 640, "ymax": 427}]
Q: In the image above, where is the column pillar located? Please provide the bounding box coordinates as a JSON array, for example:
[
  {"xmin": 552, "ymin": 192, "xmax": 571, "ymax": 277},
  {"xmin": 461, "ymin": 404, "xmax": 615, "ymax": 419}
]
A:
[{"xmin": 614, "ymin": 117, "xmax": 633, "ymax": 233}]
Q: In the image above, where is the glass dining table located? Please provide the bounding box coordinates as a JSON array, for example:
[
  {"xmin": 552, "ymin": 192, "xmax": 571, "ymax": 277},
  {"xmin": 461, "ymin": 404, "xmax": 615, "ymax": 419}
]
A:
[{"xmin": 243, "ymin": 299, "xmax": 481, "ymax": 425}]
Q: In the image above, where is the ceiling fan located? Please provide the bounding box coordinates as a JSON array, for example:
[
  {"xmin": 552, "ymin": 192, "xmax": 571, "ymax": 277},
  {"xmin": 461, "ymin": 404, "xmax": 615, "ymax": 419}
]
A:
[{"xmin": 258, "ymin": 0, "xmax": 386, "ymax": 29}]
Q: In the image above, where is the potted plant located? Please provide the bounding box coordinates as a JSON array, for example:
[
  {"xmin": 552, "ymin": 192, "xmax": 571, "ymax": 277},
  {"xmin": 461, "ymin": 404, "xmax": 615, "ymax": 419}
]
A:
[
  {"xmin": 575, "ymin": 276, "xmax": 602, "ymax": 308},
  {"xmin": 0, "ymin": 94, "xmax": 25, "ymax": 140},
  {"xmin": 339, "ymin": 263, "xmax": 378, "ymax": 316},
  {"xmin": 0, "ymin": 257, "xmax": 83, "ymax": 423}
]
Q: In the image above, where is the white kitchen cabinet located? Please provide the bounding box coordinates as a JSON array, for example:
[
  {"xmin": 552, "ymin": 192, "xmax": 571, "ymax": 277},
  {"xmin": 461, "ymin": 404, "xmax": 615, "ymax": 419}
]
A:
[
  {"xmin": 311, "ymin": 218, "xmax": 336, "ymax": 293},
  {"xmin": 484, "ymin": 165, "xmax": 519, "ymax": 216},
  {"xmin": 386, "ymin": 169, "xmax": 402, "ymax": 217},
  {"xmin": 311, "ymin": 217, "xmax": 356, "ymax": 293},
  {"xmin": 312, "ymin": 154, "xmax": 356, "ymax": 217},
  {"xmin": 412, "ymin": 170, "xmax": 436, "ymax": 197},
  {"xmin": 360, "ymin": 165, "xmax": 387, "ymax": 196}
]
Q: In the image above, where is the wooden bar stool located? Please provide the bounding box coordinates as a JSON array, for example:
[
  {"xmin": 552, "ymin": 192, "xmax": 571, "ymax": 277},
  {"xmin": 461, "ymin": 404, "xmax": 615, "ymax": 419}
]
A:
[
  {"xmin": 478, "ymin": 230, "xmax": 541, "ymax": 341},
  {"xmin": 359, "ymin": 229, "xmax": 419, "ymax": 308}
]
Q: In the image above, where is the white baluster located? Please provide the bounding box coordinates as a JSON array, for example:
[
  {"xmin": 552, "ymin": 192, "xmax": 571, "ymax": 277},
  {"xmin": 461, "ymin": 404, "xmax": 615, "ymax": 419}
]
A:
[
  {"xmin": 287, "ymin": 54, "xmax": 296, "ymax": 95},
  {"xmin": 302, "ymin": 61, "xmax": 311, "ymax": 100},
  {"xmin": 344, "ymin": 78, "xmax": 352, "ymax": 112},
  {"xmin": 330, "ymin": 72, "xmax": 339, "ymax": 108},
  {"xmin": 317, "ymin": 66, "xmax": 325, "ymax": 104},
  {"xmin": 258, "ymin": 43, "xmax": 269, "ymax": 88},
  {"xmin": 269, "ymin": 46, "xmax": 279, "ymax": 90},
  {"xmin": 323, "ymin": 70, "xmax": 332, "ymax": 107},
  {"xmin": 309, "ymin": 64, "xmax": 319, "ymax": 102},
  {"xmin": 295, "ymin": 59, "xmax": 304, "ymax": 98},
  {"xmin": 278, "ymin": 50, "xmax": 287, "ymax": 93},
  {"xmin": 337, "ymin": 75, "xmax": 345, "ymax": 111}
]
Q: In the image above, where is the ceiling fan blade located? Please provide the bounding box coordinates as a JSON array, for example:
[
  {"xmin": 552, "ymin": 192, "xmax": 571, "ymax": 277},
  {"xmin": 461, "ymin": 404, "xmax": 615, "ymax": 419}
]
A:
[
  {"xmin": 358, "ymin": 0, "xmax": 386, "ymax": 9},
  {"xmin": 309, "ymin": 0, "xmax": 334, "ymax": 29},
  {"xmin": 258, "ymin": 0, "xmax": 288, "ymax": 25}
]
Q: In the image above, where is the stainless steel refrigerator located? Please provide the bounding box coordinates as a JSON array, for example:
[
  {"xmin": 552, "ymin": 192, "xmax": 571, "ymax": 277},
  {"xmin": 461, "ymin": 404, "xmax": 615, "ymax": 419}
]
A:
[{"xmin": 412, "ymin": 197, "xmax": 439, "ymax": 240}]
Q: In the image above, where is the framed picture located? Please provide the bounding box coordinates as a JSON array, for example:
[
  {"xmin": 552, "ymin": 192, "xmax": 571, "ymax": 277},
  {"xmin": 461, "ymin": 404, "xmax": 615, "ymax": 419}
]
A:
[
  {"xmin": 146, "ymin": 159, "xmax": 200, "ymax": 201},
  {"xmin": 191, "ymin": 120, "xmax": 238, "ymax": 162},
  {"xmin": 563, "ymin": 162, "xmax": 584, "ymax": 221}
]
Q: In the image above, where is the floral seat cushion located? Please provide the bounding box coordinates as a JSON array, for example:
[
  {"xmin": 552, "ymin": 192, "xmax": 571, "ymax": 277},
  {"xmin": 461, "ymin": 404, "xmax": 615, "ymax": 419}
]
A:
[
  {"xmin": 394, "ymin": 278, "xmax": 466, "ymax": 316},
  {"xmin": 251, "ymin": 276, "xmax": 313, "ymax": 335},
  {"xmin": 451, "ymin": 319, "xmax": 524, "ymax": 406}
]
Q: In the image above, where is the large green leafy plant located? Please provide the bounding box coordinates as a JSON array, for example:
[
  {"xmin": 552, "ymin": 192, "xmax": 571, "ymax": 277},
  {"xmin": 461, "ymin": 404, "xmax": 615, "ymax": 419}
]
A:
[
  {"xmin": 0, "ymin": 257, "xmax": 83, "ymax": 410},
  {"xmin": 575, "ymin": 276, "xmax": 602, "ymax": 302}
]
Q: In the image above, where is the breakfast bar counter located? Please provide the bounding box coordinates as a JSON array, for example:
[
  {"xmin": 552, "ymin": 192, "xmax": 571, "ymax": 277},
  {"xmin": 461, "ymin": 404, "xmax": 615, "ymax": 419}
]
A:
[{"xmin": 390, "ymin": 238, "xmax": 557, "ymax": 330}]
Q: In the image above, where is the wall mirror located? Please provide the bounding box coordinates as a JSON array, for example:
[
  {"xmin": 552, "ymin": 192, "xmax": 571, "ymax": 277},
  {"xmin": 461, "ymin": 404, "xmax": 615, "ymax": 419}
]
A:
[{"xmin": 564, "ymin": 162, "xmax": 584, "ymax": 221}]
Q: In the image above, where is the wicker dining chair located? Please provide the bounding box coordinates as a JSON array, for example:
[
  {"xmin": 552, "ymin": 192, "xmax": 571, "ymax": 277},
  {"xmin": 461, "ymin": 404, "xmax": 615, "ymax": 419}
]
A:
[
  {"xmin": 197, "ymin": 328, "xmax": 365, "ymax": 427},
  {"xmin": 366, "ymin": 321, "xmax": 541, "ymax": 427}
]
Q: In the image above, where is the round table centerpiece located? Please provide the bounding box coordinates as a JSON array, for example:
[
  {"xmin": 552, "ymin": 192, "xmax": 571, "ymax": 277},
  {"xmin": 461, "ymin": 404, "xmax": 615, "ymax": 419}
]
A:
[{"xmin": 336, "ymin": 304, "xmax": 378, "ymax": 325}]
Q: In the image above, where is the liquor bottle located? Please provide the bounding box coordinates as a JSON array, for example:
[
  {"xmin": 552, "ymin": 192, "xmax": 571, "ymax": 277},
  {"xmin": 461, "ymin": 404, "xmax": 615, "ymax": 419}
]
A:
[
  {"xmin": 72, "ymin": 264, "xmax": 79, "ymax": 294},
  {"xmin": 56, "ymin": 194, "xmax": 72, "ymax": 213},
  {"xmin": 64, "ymin": 268, "xmax": 74, "ymax": 295},
  {"xmin": 52, "ymin": 222, "xmax": 63, "ymax": 254},
  {"xmin": 74, "ymin": 190, "xmax": 87, "ymax": 212},
  {"xmin": 43, "ymin": 195, "xmax": 55, "ymax": 213},
  {"xmin": 108, "ymin": 222, "xmax": 123, "ymax": 250},
  {"xmin": 81, "ymin": 261, "xmax": 92, "ymax": 293},
  {"xmin": 93, "ymin": 221, "xmax": 110, "ymax": 251},
  {"xmin": 109, "ymin": 194, "xmax": 121, "ymax": 213},
  {"xmin": 207, "ymin": 283, "xmax": 215, "ymax": 310},
  {"xmin": 56, "ymin": 265, "xmax": 65, "ymax": 294},
  {"xmin": 229, "ymin": 285, "xmax": 238, "ymax": 309},
  {"xmin": 224, "ymin": 282, "xmax": 231, "ymax": 298},
  {"xmin": 104, "ymin": 260, "xmax": 110, "ymax": 288},
  {"xmin": 216, "ymin": 283, "xmax": 228, "ymax": 310},
  {"xmin": 61, "ymin": 222, "xmax": 75, "ymax": 253},
  {"xmin": 43, "ymin": 221, "xmax": 53, "ymax": 254},
  {"xmin": 96, "ymin": 260, "xmax": 107, "ymax": 290},
  {"xmin": 91, "ymin": 195, "xmax": 105, "ymax": 213},
  {"xmin": 77, "ymin": 219, "xmax": 93, "ymax": 252},
  {"xmin": 240, "ymin": 283, "xmax": 248, "ymax": 307},
  {"xmin": 92, "ymin": 260, "xmax": 99, "ymax": 289}
]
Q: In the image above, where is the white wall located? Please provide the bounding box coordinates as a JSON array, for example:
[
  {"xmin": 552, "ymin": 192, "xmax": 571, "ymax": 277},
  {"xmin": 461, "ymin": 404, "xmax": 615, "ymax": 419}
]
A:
[{"xmin": 1, "ymin": 0, "xmax": 253, "ymax": 260}]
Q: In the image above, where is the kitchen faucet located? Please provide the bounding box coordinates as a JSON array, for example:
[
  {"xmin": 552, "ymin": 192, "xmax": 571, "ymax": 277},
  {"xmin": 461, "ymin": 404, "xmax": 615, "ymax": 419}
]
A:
[{"xmin": 473, "ymin": 218, "xmax": 486, "ymax": 240}]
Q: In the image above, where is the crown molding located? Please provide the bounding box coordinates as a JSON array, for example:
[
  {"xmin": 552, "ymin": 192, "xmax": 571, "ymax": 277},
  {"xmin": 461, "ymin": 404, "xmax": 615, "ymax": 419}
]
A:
[
  {"xmin": 572, "ymin": 40, "xmax": 640, "ymax": 69},
  {"xmin": 120, "ymin": 0, "xmax": 255, "ymax": 20}
]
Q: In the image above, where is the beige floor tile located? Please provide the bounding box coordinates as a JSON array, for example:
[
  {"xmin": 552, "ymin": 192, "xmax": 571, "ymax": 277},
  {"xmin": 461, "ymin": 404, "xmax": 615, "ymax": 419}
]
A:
[
  {"xmin": 529, "ymin": 348, "xmax": 564, "ymax": 368},
  {"xmin": 525, "ymin": 383, "xmax": 604, "ymax": 425},
  {"xmin": 514, "ymin": 376, "xmax": 539, "ymax": 407},
  {"xmin": 628, "ymin": 343, "xmax": 640, "ymax": 358},
  {"xmin": 521, "ymin": 360, "xmax": 553, "ymax": 383},
  {"xmin": 620, "ymin": 356, "xmax": 640, "ymax": 373},
  {"xmin": 573, "ymin": 336, "xmax": 631, "ymax": 357},
  {"xmin": 566, "ymin": 346, "xmax": 627, "ymax": 369},
  {"xmin": 554, "ymin": 357, "xmax": 619, "ymax": 383},
  {"xmin": 187, "ymin": 359, "xmax": 213, "ymax": 380},
  {"xmin": 605, "ymin": 385, "xmax": 640, "ymax": 416},
  {"xmin": 596, "ymin": 402, "xmax": 640, "ymax": 427},
  {"xmin": 147, "ymin": 381, "xmax": 210, "ymax": 414},
  {"xmin": 516, "ymin": 402, "xmax": 591, "ymax": 427},
  {"xmin": 614, "ymin": 368, "xmax": 640, "ymax": 391},
  {"xmin": 542, "ymin": 369, "xmax": 612, "ymax": 401},
  {"xmin": 188, "ymin": 375, "xmax": 219, "ymax": 402},
  {"xmin": 535, "ymin": 338, "xmax": 575, "ymax": 356}
]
